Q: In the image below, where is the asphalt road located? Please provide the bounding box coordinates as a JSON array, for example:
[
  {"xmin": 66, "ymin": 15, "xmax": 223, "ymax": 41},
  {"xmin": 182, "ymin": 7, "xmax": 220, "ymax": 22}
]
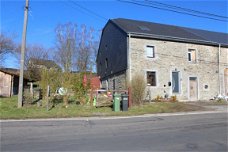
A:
[{"xmin": 1, "ymin": 112, "xmax": 228, "ymax": 152}]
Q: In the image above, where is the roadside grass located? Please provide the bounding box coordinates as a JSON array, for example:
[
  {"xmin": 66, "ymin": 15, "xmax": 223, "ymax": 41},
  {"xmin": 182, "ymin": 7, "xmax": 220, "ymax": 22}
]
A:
[{"xmin": 0, "ymin": 96, "xmax": 207, "ymax": 119}]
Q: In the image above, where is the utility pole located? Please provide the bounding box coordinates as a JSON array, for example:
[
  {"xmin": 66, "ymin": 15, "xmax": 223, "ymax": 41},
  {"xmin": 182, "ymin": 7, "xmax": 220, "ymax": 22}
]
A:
[{"xmin": 18, "ymin": 0, "xmax": 29, "ymax": 108}]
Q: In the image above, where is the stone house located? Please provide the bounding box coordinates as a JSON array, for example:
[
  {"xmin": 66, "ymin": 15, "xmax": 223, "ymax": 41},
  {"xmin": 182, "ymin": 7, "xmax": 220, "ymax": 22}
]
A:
[
  {"xmin": 27, "ymin": 58, "xmax": 61, "ymax": 81},
  {"xmin": 96, "ymin": 18, "xmax": 228, "ymax": 101},
  {"xmin": 28, "ymin": 58, "xmax": 61, "ymax": 70}
]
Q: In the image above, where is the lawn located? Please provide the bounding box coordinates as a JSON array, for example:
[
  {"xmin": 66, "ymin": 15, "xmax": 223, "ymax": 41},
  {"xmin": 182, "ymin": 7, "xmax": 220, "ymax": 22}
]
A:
[{"xmin": 0, "ymin": 96, "xmax": 206, "ymax": 119}]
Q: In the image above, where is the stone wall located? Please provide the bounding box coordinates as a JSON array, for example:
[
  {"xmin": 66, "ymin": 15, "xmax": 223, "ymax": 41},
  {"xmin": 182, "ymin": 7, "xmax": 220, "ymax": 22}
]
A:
[
  {"xmin": 129, "ymin": 37, "xmax": 228, "ymax": 101},
  {"xmin": 101, "ymin": 71, "xmax": 127, "ymax": 91}
]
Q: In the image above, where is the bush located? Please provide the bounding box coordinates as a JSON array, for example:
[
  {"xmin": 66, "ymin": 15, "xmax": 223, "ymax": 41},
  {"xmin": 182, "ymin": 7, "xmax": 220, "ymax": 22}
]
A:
[
  {"xmin": 23, "ymin": 89, "xmax": 33, "ymax": 105},
  {"xmin": 39, "ymin": 68, "xmax": 61, "ymax": 100},
  {"xmin": 171, "ymin": 95, "xmax": 177, "ymax": 102},
  {"xmin": 155, "ymin": 95, "xmax": 163, "ymax": 102},
  {"xmin": 71, "ymin": 73, "xmax": 90, "ymax": 105},
  {"xmin": 130, "ymin": 73, "xmax": 146, "ymax": 105},
  {"xmin": 39, "ymin": 69, "xmax": 91, "ymax": 107}
]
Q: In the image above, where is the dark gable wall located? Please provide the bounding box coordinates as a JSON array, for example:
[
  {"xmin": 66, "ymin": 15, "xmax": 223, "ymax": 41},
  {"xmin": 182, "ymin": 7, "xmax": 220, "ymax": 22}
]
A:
[{"xmin": 97, "ymin": 21, "xmax": 128, "ymax": 79}]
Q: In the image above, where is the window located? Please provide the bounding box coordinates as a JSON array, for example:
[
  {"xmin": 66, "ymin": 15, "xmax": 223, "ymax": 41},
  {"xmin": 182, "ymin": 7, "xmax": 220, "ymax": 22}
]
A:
[
  {"xmin": 146, "ymin": 46, "xmax": 155, "ymax": 58},
  {"xmin": 105, "ymin": 58, "xmax": 108, "ymax": 69},
  {"xmin": 113, "ymin": 79, "xmax": 115, "ymax": 90},
  {"xmin": 172, "ymin": 72, "xmax": 180, "ymax": 93},
  {"xmin": 147, "ymin": 71, "xmax": 156, "ymax": 86},
  {"xmin": 188, "ymin": 49, "xmax": 196, "ymax": 62}
]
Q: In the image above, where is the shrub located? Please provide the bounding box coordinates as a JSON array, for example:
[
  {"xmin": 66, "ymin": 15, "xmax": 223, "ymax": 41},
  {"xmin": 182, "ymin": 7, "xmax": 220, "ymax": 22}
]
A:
[
  {"xmin": 71, "ymin": 73, "xmax": 90, "ymax": 105},
  {"xmin": 170, "ymin": 95, "xmax": 177, "ymax": 102},
  {"xmin": 155, "ymin": 95, "xmax": 163, "ymax": 101},
  {"xmin": 23, "ymin": 89, "xmax": 33, "ymax": 105},
  {"xmin": 39, "ymin": 68, "xmax": 61, "ymax": 99},
  {"xmin": 130, "ymin": 73, "xmax": 146, "ymax": 105},
  {"xmin": 39, "ymin": 69, "xmax": 91, "ymax": 107}
]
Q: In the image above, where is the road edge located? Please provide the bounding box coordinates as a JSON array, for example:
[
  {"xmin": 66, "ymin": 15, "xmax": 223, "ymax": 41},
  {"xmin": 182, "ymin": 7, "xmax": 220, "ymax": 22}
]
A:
[{"xmin": 1, "ymin": 110, "xmax": 227, "ymax": 122}]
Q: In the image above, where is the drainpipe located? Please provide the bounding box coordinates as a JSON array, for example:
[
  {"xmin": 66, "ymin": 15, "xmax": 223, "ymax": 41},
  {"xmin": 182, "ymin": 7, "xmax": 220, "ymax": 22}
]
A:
[
  {"xmin": 218, "ymin": 44, "xmax": 221, "ymax": 96},
  {"xmin": 128, "ymin": 33, "xmax": 132, "ymax": 82},
  {"xmin": 127, "ymin": 33, "xmax": 132, "ymax": 107}
]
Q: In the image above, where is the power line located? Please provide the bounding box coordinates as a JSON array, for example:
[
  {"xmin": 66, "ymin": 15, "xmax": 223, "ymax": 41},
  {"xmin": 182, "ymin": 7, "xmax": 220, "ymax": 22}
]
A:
[
  {"xmin": 64, "ymin": 2, "xmax": 104, "ymax": 24},
  {"xmin": 68, "ymin": 0, "xmax": 108, "ymax": 22},
  {"xmin": 145, "ymin": 0, "xmax": 228, "ymax": 19},
  {"xmin": 118, "ymin": 0, "xmax": 227, "ymax": 22}
]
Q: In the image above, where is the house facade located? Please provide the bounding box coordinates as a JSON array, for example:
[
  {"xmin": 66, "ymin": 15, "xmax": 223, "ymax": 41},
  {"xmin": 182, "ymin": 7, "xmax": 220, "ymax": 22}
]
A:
[{"xmin": 96, "ymin": 18, "xmax": 228, "ymax": 101}]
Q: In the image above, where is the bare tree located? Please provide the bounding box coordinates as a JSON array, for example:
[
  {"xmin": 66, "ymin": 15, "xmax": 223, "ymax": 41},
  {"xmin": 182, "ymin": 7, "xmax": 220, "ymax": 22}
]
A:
[
  {"xmin": 26, "ymin": 45, "xmax": 50, "ymax": 81},
  {"xmin": 76, "ymin": 25, "xmax": 99, "ymax": 72},
  {"xmin": 14, "ymin": 44, "xmax": 50, "ymax": 81},
  {"xmin": 76, "ymin": 25, "xmax": 89, "ymax": 72},
  {"xmin": 0, "ymin": 33, "xmax": 16, "ymax": 66},
  {"xmin": 54, "ymin": 23, "xmax": 77, "ymax": 72},
  {"xmin": 53, "ymin": 23, "xmax": 99, "ymax": 72},
  {"xmin": 15, "ymin": 44, "xmax": 49, "ymax": 69},
  {"xmin": 89, "ymin": 30, "xmax": 100, "ymax": 72}
]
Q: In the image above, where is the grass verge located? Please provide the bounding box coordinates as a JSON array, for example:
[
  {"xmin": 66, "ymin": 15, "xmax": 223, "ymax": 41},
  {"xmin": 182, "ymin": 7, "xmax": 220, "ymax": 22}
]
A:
[{"xmin": 1, "ymin": 96, "xmax": 206, "ymax": 119}]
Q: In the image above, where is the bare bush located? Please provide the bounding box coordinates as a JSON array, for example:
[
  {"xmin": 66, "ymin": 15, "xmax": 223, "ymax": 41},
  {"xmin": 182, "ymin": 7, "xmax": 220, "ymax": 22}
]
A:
[{"xmin": 130, "ymin": 73, "xmax": 146, "ymax": 105}]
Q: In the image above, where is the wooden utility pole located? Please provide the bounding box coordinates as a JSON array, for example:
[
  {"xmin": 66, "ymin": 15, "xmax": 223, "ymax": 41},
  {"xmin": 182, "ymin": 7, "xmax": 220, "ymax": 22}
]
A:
[{"xmin": 18, "ymin": 0, "xmax": 29, "ymax": 108}]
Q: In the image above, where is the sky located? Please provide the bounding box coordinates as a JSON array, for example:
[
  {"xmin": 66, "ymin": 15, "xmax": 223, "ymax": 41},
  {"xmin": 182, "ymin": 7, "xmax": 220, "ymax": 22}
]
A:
[{"xmin": 1, "ymin": 0, "xmax": 228, "ymax": 69}]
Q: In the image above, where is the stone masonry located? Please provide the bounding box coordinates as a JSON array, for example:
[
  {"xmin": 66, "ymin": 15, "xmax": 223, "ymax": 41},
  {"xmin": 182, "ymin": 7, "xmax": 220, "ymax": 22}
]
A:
[
  {"xmin": 129, "ymin": 38, "xmax": 228, "ymax": 101},
  {"xmin": 101, "ymin": 71, "xmax": 127, "ymax": 91}
]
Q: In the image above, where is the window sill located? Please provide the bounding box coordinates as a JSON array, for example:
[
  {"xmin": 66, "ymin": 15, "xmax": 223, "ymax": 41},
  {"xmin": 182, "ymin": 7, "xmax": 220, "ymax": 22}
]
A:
[{"xmin": 188, "ymin": 61, "xmax": 197, "ymax": 63}]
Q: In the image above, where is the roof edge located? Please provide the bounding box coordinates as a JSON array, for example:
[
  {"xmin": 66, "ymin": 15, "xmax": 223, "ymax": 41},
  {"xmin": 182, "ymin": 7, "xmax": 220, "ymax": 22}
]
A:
[{"xmin": 128, "ymin": 32, "xmax": 228, "ymax": 47}]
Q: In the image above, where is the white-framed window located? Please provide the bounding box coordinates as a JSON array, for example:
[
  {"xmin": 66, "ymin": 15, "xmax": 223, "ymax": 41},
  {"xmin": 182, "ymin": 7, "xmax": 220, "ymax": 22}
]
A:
[
  {"xmin": 188, "ymin": 49, "xmax": 196, "ymax": 63},
  {"xmin": 147, "ymin": 71, "xmax": 156, "ymax": 86},
  {"xmin": 146, "ymin": 46, "xmax": 155, "ymax": 58}
]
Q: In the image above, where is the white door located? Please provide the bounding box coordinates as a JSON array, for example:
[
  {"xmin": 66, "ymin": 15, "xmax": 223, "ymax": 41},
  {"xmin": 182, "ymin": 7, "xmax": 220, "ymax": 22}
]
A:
[
  {"xmin": 225, "ymin": 68, "xmax": 228, "ymax": 96},
  {"xmin": 189, "ymin": 77, "xmax": 198, "ymax": 101}
]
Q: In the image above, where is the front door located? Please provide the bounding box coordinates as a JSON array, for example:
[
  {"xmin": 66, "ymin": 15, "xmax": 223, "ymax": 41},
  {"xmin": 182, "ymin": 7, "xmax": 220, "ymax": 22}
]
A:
[
  {"xmin": 225, "ymin": 68, "xmax": 228, "ymax": 96},
  {"xmin": 189, "ymin": 77, "xmax": 198, "ymax": 101}
]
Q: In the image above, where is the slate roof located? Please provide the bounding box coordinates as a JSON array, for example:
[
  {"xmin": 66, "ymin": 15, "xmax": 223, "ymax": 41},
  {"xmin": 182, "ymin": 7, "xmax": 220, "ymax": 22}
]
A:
[{"xmin": 111, "ymin": 18, "xmax": 228, "ymax": 46}]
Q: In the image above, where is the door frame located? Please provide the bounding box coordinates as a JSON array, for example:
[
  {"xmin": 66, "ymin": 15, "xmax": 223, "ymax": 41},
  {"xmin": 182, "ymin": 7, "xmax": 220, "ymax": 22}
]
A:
[
  {"xmin": 169, "ymin": 69, "xmax": 182, "ymax": 97},
  {"xmin": 224, "ymin": 68, "xmax": 228, "ymax": 96},
  {"xmin": 171, "ymin": 71, "xmax": 181, "ymax": 94},
  {"xmin": 188, "ymin": 76, "xmax": 199, "ymax": 101}
]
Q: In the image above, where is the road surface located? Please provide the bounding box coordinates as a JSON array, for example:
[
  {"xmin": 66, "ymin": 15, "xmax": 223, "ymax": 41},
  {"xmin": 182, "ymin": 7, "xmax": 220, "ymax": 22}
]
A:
[{"xmin": 1, "ymin": 112, "xmax": 228, "ymax": 151}]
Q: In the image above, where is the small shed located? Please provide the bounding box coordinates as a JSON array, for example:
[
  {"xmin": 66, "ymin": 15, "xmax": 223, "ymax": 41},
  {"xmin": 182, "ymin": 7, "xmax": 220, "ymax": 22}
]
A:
[{"xmin": 0, "ymin": 68, "xmax": 29, "ymax": 97}]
